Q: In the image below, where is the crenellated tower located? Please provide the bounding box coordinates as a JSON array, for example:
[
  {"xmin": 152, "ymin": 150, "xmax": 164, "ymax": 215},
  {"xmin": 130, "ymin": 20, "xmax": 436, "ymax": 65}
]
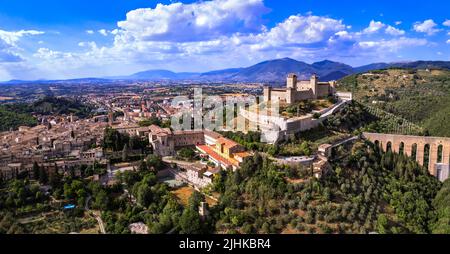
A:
[{"xmin": 287, "ymin": 73, "xmax": 298, "ymax": 89}]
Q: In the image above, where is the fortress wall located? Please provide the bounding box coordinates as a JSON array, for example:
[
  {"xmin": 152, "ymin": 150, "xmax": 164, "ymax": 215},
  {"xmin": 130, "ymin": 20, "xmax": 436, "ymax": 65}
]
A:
[
  {"xmin": 269, "ymin": 90, "xmax": 287, "ymax": 102},
  {"xmin": 173, "ymin": 132, "xmax": 205, "ymax": 147},
  {"xmin": 317, "ymin": 84, "xmax": 331, "ymax": 98},
  {"xmin": 285, "ymin": 120, "xmax": 302, "ymax": 134},
  {"xmin": 285, "ymin": 115, "xmax": 319, "ymax": 134},
  {"xmin": 295, "ymin": 90, "xmax": 314, "ymax": 101},
  {"xmin": 297, "ymin": 81, "xmax": 310, "ymax": 86},
  {"xmin": 263, "ymin": 87, "xmax": 270, "ymax": 101},
  {"xmin": 297, "ymin": 84, "xmax": 311, "ymax": 91},
  {"xmin": 336, "ymin": 92, "xmax": 353, "ymax": 101}
]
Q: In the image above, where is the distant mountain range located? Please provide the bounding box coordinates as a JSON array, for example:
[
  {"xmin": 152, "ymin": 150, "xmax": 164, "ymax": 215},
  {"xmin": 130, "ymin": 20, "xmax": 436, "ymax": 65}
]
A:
[
  {"xmin": 118, "ymin": 58, "xmax": 450, "ymax": 82},
  {"xmin": 2, "ymin": 58, "xmax": 450, "ymax": 84}
]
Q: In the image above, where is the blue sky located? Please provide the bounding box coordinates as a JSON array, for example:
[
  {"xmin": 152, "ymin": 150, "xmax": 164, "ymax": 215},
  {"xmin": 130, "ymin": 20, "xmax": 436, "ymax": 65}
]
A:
[{"xmin": 0, "ymin": 0, "xmax": 449, "ymax": 80}]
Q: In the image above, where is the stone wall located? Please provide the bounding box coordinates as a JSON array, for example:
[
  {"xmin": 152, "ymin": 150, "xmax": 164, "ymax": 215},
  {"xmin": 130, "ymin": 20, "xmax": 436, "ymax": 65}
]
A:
[{"xmin": 317, "ymin": 83, "xmax": 331, "ymax": 98}]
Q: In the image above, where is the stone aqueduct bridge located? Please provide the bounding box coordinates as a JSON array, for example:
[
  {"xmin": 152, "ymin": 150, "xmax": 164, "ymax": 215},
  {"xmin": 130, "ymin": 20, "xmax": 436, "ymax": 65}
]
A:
[{"xmin": 363, "ymin": 132, "xmax": 450, "ymax": 176}]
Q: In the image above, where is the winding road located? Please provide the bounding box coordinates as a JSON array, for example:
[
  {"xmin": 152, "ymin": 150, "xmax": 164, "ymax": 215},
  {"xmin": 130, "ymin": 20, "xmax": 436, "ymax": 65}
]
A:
[{"xmin": 85, "ymin": 195, "xmax": 106, "ymax": 234}]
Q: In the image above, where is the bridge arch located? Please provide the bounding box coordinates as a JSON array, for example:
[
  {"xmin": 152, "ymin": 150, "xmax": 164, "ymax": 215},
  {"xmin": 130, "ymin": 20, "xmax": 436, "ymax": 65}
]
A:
[
  {"xmin": 424, "ymin": 144, "xmax": 431, "ymax": 169},
  {"xmin": 399, "ymin": 142, "xmax": 405, "ymax": 155},
  {"xmin": 374, "ymin": 140, "xmax": 380, "ymax": 149},
  {"xmin": 437, "ymin": 144, "xmax": 443, "ymax": 163},
  {"xmin": 386, "ymin": 142, "xmax": 392, "ymax": 153},
  {"xmin": 411, "ymin": 143, "xmax": 418, "ymax": 161}
]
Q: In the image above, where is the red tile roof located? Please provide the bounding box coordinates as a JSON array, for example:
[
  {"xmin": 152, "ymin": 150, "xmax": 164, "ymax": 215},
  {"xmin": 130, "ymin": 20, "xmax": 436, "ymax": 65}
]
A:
[
  {"xmin": 149, "ymin": 125, "xmax": 172, "ymax": 135},
  {"xmin": 216, "ymin": 137, "xmax": 239, "ymax": 149},
  {"xmin": 197, "ymin": 145, "xmax": 236, "ymax": 167}
]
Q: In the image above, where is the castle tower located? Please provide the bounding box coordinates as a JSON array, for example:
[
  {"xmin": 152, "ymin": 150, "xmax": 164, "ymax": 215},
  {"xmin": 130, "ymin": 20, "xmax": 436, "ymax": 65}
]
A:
[
  {"xmin": 329, "ymin": 80, "xmax": 337, "ymax": 95},
  {"xmin": 286, "ymin": 87, "xmax": 294, "ymax": 104},
  {"xmin": 310, "ymin": 74, "xmax": 318, "ymax": 99},
  {"xmin": 263, "ymin": 86, "xmax": 271, "ymax": 102},
  {"xmin": 287, "ymin": 73, "xmax": 298, "ymax": 89}
]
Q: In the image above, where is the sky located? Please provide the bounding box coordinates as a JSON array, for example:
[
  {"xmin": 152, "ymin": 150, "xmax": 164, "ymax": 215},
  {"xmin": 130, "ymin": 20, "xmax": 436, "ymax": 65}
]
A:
[{"xmin": 0, "ymin": 0, "xmax": 449, "ymax": 81}]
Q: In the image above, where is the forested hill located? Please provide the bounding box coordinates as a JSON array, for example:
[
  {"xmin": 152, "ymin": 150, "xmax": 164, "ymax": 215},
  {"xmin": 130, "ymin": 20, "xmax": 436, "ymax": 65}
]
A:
[
  {"xmin": 0, "ymin": 97, "xmax": 93, "ymax": 132},
  {"xmin": 30, "ymin": 96, "xmax": 93, "ymax": 117},
  {"xmin": 211, "ymin": 141, "xmax": 442, "ymax": 234},
  {"xmin": 3, "ymin": 96, "xmax": 93, "ymax": 118},
  {"xmin": 337, "ymin": 68, "xmax": 450, "ymax": 137},
  {"xmin": 0, "ymin": 106, "xmax": 38, "ymax": 132}
]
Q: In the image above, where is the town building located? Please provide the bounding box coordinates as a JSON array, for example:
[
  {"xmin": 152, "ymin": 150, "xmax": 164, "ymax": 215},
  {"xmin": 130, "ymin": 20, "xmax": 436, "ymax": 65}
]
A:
[
  {"xmin": 148, "ymin": 125, "xmax": 204, "ymax": 157},
  {"xmin": 184, "ymin": 163, "xmax": 218, "ymax": 188},
  {"xmin": 196, "ymin": 136, "xmax": 251, "ymax": 171},
  {"xmin": 0, "ymin": 116, "xmax": 108, "ymax": 180},
  {"xmin": 148, "ymin": 125, "xmax": 251, "ymax": 170}
]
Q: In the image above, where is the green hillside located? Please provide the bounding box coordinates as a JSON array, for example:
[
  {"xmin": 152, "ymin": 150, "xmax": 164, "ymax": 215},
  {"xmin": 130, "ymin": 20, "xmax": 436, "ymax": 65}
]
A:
[
  {"xmin": 29, "ymin": 96, "xmax": 93, "ymax": 118},
  {"xmin": 212, "ymin": 141, "xmax": 440, "ymax": 234},
  {"xmin": 0, "ymin": 96, "xmax": 93, "ymax": 132},
  {"xmin": 0, "ymin": 106, "xmax": 38, "ymax": 132},
  {"xmin": 338, "ymin": 68, "xmax": 450, "ymax": 137}
]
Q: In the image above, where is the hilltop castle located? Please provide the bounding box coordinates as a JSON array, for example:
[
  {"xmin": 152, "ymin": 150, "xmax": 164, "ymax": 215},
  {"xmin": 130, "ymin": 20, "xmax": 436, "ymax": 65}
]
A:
[{"xmin": 263, "ymin": 74, "xmax": 337, "ymax": 104}]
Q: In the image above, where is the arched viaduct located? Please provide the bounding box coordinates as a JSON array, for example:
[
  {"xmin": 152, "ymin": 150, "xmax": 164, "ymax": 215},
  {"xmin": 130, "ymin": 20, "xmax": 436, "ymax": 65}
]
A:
[{"xmin": 363, "ymin": 132, "xmax": 450, "ymax": 178}]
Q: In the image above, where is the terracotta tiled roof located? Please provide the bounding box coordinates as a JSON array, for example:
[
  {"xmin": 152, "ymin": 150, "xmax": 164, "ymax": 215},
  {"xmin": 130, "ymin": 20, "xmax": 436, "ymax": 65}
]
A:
[
  {"xmin": 149, "ymin": 125, "xmax": 172, "ymax": 135},
  {"xmin": 172, "ymin": 130, "xmax": 204, "ymax": 135},
  {"xmin": 203, "ymin": 130, "xmax": 223, "ymax": 139},
  {"xmin": 216, "ymin": 137, "xmax": 239, "ymax": 149},
  {"xmin": 234, "ymin": 151, "xmax": 251, "ymax": 159},
  {"xmin": 197, "ymin": 145, "xmax": 235, "ymax": 167}
]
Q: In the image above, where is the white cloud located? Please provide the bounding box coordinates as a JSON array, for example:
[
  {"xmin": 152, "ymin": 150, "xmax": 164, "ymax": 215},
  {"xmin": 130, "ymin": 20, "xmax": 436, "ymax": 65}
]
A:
[
  {"xmin": 0, "ymin": 30, "xmax": 44, "ymax": 46},
  {"xmin": 0, "ymin": 29, "xmax": 44, "ymax": 63},
  {"xmin": 86, "ymin": 30, "xmax": 94, "ymax": 35},
  {"xmin": 358, "ymin": 37, "xmax": 427, "ymax": 52},
  {"xmin": 78, "ymin": 41, "xmax": 98, "ymax": 49},
  {"xmin": 395, "ymin": 21, "xmax": 402, "ymax": 25},
  {"xmin": 362, "ymin": 20, "xmax": 385, "ymax": 34},
  {"xmin": 23, "ymin": 12, "xmax": 351, "ymax": 77},
  {"xmin": 116, "ymin": 0, "xmax": 269, "ymax": 42},
  {"xmin": 98, "ymin": 29, "xmax": 108, "ymax": 36},
  {"xmin": 1, "ymin": 0, "xmax": 438, "ymax": 80},
  {"xmin": 34, "ymin": 48, "xmax": 74, "ymax": 60},
  {"xmin": 385, "ymin": 25, "xmax": 405, "ymax": 36},
  {"xmin": 249, "ymin": 14, "xmax": 346, "ymax": 50},
  {"xmin": 413, "ymin": 19, "xmax": 440, "ymax": 35},
  {"xmin": 447, "ymin": 39, "xmax": 450, "ymax": 44},
  {"xmin": 361, "ymin": 21, "xmax": 405, "ymax": 36},
  {"xmin": 443, "ymin": 20, "xmax": 450, "ymax": 27},
  {"xmin": 0, "ymin": 29, "xmax": 44, "ymax": 80}
]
